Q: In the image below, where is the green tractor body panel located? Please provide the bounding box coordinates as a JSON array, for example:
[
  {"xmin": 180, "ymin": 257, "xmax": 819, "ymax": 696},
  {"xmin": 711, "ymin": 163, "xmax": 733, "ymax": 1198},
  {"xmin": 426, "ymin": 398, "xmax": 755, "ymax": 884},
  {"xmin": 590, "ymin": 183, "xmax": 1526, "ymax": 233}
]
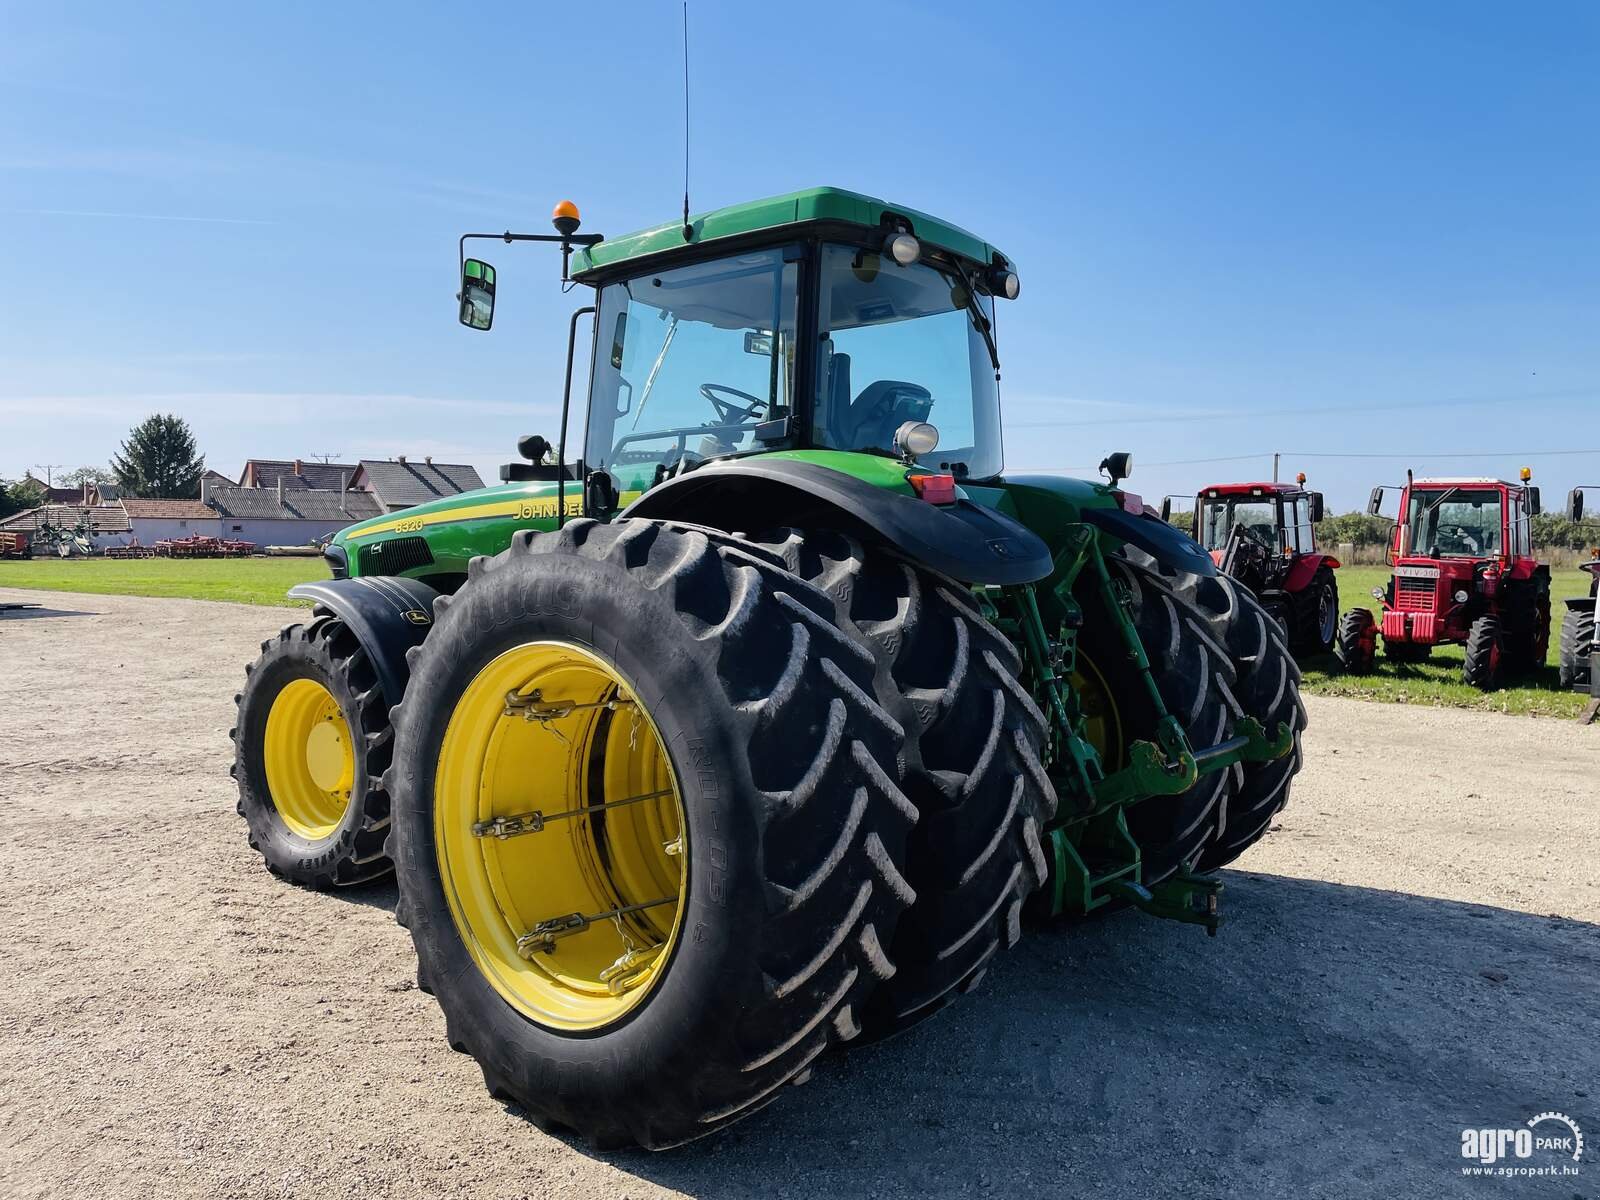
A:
[
  {"xmin": 334, "ymin": 478, "xmax": 584, "ymax": 581},
  {"xmin": 572, "ymin": 186, "xmax": 1007, "ymax": 281},
  {"xmin": 334, "ymin": 450, "xmax": 920, "ymax": 581}
]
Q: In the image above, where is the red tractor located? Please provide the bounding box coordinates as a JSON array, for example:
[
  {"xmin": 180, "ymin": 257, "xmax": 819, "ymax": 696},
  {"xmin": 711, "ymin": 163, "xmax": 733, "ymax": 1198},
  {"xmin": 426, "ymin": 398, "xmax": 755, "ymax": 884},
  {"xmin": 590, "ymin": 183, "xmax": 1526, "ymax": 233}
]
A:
[
  {"xmin": 1339, "ymin": 471, "xmax": 1549, "ymax": 689},
  {"xmin": 1161, "ymin": 475, "xmax": 1340, "ymax": 655}
]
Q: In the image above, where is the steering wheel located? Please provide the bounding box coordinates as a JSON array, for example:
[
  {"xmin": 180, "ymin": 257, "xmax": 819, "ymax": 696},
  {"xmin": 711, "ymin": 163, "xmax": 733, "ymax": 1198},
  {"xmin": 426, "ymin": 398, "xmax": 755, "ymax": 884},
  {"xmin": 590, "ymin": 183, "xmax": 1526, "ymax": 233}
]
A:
[{"xmin": 699, "ymin": 383, "xmax": 767, "ymax": 424}]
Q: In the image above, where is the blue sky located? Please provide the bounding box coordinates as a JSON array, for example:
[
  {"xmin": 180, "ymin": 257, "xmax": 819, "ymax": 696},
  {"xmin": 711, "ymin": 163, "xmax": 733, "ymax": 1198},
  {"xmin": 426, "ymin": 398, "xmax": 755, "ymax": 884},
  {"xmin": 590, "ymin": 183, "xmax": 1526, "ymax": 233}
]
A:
[{"xmin": 2, "ymin": 0, "xmax": 1596, "ymax": 509}]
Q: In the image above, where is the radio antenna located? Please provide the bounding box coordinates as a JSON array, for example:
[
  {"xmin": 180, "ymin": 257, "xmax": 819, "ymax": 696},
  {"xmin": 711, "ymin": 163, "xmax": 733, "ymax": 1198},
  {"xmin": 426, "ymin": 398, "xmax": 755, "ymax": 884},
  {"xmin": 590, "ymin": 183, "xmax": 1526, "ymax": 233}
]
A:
[{"xmin": 681, "ymin": 2, "xmax": 692, "ymax": 241}]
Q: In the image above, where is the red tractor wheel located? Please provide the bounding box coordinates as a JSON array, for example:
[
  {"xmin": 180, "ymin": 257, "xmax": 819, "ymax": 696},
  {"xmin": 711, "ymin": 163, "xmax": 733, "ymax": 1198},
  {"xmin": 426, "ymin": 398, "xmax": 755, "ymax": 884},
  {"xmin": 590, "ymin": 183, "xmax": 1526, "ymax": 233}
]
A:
[
  {"xmin": 1291, "ymin": 565, "xmax": 1339, "ymax": 656},
  {"xmin": 1463, "ymin": 614, "xmax": 1505, "ymax": 690},
  {"xmin": 1336, "ymin": 609, "xmax": 1377, "ymax": 674}
]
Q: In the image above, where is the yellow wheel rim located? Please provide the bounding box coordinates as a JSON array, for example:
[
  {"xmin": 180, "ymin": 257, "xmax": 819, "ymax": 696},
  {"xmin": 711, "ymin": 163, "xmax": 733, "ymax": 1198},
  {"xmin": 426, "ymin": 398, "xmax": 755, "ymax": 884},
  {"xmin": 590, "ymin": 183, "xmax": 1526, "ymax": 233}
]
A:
[
  {"xmin": 1071, "ymin": 652, "xmax": 1125, "ymax": 768},
  {"xmin": 434, "ymin": 642, "xmax": 687, "ymax": 1032},
  {"xmin": 263, "ymin": 678, "xmax": 356, "ymax": 840}
]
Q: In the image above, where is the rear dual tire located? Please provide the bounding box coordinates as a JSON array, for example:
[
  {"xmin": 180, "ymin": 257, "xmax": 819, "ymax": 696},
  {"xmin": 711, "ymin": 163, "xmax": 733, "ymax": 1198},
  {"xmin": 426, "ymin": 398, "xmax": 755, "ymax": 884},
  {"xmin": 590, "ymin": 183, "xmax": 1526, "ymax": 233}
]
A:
[
  {"xmin": 1154, "ymin": 569, "xmax": 1306, "ymax": 871},
  {"xmin": 388, "ymin": 520, "xmax": 918, "ymax": 1149},
  {"xmin": 748, "ymin": 529, "xmax": 1055, "ymax": 1039},
  {"xmin": 1110, "ymin": 554, "xmax": 1305, "ymax": 875}
]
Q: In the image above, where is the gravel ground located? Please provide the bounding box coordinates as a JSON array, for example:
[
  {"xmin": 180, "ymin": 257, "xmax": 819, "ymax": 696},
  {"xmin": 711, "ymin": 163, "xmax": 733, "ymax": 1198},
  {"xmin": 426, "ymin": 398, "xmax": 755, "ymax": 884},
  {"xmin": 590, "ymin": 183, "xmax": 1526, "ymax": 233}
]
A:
[{"xmin": 2, "ymin": 587, "xmax": 1596, "ymax": 1199}]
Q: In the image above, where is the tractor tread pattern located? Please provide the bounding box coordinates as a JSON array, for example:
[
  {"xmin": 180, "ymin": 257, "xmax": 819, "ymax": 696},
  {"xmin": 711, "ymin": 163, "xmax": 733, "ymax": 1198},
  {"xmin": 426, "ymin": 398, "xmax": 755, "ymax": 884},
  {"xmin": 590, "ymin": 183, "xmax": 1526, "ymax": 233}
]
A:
[
  {"xmin": 1120, "ymin": 557, "xmax": 1306, "ymax": 870},
  {"xmin": 388, "ymin": 518, "xmax": 916, "ymax": 1150},
  {"xmin": 1463, "ymin": 614, "xmax": 1504, "ymax": 691},
  {"xmin": 1290, "ymin": 565, "xmax": 1339, "ymax": 656},
  {"xmin": 745, "ymin": 527, "xmax": 1056, "ymax": 1039},
  {"xmin": 1085, "ymin": 557, "xmax": 1243, "ymax": 882},
  {"xmin": 1337, "ymin": 608, "xmax": 1378, "ymax": 674},
  {"xmin": 1559, "ymin": 603, "xmax": 1594, "ymax": 691}
]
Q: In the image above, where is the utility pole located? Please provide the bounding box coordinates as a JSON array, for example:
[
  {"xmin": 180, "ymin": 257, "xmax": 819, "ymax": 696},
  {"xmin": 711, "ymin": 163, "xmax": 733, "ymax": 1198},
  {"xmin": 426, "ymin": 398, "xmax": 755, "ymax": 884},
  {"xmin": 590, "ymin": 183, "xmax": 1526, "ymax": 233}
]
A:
[
  {"xmin": 33, "ymin": 463, "xmax": 65, "ymax": 486},
  {"xmin": 1272, "ymin": 452, "xmax": 1280, "ymax": 483},
  {"xmin": 309, "ymin": 453, "xmax": 343, "ymax": 464}
]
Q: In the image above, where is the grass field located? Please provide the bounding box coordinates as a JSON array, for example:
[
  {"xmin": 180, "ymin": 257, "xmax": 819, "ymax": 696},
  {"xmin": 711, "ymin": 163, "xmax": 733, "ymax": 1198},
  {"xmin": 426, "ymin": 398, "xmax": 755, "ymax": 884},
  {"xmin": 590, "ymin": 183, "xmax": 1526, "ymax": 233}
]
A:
[
  {"xmin": 0, "ymin": 556, "xmax": 330, "ymax": 607},
  {"xmin": 1298, "ymin": 565, "xmax": 1593, "ymax": 717}
]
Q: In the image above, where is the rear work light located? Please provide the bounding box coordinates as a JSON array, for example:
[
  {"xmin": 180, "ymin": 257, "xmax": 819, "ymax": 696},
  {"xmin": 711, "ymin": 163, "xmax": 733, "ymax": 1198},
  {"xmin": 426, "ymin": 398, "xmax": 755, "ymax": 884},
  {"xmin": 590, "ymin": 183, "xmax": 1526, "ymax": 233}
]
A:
[{"xmin": 909, "ymin": 473, "xmax": 958, "ymax": 505}]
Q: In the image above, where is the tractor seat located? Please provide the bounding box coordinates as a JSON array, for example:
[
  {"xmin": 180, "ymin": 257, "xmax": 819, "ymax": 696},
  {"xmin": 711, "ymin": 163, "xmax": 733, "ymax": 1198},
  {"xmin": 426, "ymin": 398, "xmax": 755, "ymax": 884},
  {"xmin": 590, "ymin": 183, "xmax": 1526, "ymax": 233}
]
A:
[{"xmin": 838, "ymin": 380, "xmax": 934, "ymax": 452}]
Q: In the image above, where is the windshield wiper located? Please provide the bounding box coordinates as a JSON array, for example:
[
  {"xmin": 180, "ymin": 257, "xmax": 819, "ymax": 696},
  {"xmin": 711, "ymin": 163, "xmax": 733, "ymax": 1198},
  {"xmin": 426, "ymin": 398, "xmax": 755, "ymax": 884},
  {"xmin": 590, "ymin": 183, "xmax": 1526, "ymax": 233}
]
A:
[{"xmin": 941, "ymin": 260, "xmax": 1000, "ymax": 373}]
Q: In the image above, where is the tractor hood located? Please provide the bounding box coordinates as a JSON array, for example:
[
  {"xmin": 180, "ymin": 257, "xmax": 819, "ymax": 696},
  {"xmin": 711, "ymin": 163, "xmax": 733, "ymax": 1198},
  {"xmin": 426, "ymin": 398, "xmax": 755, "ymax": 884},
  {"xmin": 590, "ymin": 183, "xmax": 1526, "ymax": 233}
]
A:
[{"xmin": 331, "ymin": 477, "xmax": 585, "ymax": 579}]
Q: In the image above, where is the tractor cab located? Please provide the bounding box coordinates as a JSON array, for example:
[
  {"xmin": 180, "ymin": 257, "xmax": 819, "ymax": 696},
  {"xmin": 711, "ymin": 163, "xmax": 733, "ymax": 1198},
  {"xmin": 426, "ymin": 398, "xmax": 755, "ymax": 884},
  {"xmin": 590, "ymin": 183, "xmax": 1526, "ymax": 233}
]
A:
[
  {"xmin": 1337, "ymin": 472, "xmax": 1550, "ymax": 689},
  {"xmin": 571, "ymin": 201, "xmax": 1017, "ymax": 515},
  {"xmin": 1160, "ymin": 477, "xmax": 1340, "ymax": 656}
]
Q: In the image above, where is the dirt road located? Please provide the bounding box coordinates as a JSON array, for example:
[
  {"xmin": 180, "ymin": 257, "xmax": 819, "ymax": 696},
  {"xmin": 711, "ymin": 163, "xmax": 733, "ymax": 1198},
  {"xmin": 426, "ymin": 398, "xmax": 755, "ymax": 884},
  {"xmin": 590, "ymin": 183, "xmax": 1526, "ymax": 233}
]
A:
[{"xmin": 2, "ymin": 588, "xmax": 1596, "ymax": 1198}]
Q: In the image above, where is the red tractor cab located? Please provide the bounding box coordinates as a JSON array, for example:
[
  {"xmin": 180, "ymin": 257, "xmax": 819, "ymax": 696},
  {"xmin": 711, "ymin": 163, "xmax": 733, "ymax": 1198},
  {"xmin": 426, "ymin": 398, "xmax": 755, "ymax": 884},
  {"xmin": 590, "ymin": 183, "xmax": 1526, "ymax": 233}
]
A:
[
  {"xmin": 1161, "ymin": 476, "xmax": 1340, "ymax": 655},
  {"xmin": 1338, "ymin": 471, "xmax": 1550, "ymax": 690}
]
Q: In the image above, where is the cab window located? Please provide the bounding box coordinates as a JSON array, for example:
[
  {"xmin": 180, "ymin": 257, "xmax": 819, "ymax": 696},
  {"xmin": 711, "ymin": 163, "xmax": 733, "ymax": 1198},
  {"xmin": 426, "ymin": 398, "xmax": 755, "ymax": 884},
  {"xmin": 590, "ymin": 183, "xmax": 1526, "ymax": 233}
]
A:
[{"xmin": 586, "ymin": 249, "xmax": 798, "ymax": 495}]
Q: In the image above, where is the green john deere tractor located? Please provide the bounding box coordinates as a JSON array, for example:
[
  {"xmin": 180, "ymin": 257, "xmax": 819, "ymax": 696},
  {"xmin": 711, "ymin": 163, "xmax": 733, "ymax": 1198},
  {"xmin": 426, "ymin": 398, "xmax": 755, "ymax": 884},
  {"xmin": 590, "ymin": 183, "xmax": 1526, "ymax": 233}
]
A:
[{"xmin": 231, "ymin": 188, "xmax": 1304, "ymax": 1149}]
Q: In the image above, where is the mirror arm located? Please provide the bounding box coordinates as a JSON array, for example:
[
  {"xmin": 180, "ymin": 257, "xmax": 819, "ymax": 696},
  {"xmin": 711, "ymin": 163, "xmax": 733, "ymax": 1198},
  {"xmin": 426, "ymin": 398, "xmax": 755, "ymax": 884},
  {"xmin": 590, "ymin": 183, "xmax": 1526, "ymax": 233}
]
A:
[
  {"xmin": 557, "ymin": 305, "xmax": 598, "ymax": 528},
  {"xmin": 459, "ymin": 230, "xmax": 605, "ymax": 284}
]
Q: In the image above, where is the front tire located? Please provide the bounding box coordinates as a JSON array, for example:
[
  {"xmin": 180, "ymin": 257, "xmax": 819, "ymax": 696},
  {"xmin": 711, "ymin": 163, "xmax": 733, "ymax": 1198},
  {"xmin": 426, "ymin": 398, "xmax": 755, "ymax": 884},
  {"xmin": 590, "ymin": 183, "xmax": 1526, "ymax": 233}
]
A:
[
  {"xmin": 1337, "ymin": 609, "xmax": 1377, "ymax": 674},
  {"xmin": 1463, "ymin": 614, "xmax": 1504, "ymax": 690},
  {"xmin": 389, "ymin": 520, "xmax": 917, "ymax": 1149},
  {"xmin": 1559, "ymin": 603, "xmax": 1594, "ymax": 691},
  {"xmin": 232, "ymin": 616, "xmax": 393, "ymax": 887}
]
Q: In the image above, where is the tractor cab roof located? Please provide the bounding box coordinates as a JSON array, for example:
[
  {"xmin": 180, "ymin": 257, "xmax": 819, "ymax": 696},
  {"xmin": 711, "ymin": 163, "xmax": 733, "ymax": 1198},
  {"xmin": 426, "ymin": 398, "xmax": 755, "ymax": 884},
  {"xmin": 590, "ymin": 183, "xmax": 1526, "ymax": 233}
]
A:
[
  {"xmin": 570, "ymin": 187, "xmax": 1010, "ymax": 283},
  {"xmin": 1199, "ymin": 482, "xmax": 1307, "ymax": 498},
  {"xmin": 1409, "ymin": 477, "xmax": 1518, "ymax": 488}
]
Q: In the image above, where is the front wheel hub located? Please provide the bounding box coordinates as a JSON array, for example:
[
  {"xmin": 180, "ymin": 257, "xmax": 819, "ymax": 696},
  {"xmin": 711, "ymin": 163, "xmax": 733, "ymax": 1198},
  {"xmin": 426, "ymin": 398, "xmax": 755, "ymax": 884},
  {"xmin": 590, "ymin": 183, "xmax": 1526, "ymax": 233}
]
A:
[{"xmin": 263, "ymin": 678, "xmax": 355, "ymax": 839}]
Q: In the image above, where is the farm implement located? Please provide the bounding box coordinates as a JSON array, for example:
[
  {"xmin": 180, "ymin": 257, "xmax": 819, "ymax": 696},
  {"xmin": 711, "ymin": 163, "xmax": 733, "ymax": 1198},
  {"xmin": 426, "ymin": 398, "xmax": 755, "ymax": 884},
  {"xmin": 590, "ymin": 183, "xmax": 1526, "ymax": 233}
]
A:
[
  {"xmin": 1339, "ymin": 470, "xmax": 1549, "ymax": 690},
  {"xmin": 1160, "ymin": 475, "xmax": 1339, "ymax": 656},
  {"xmin": 230, "ymin": 188, "xmax": 1304, "ymax": 1148}
]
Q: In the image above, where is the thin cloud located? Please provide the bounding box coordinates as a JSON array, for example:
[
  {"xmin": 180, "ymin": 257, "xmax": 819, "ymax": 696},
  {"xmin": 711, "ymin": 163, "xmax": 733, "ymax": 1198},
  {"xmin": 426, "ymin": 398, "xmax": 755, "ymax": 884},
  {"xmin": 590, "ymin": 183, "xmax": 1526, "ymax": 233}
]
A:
[
  {"xmin": 6, "ymin": 208, "xmax": 276, "ymax": 226},
  {"xmin": 0, "ymin": 391, "xmax": 558, "ymax": 420}
]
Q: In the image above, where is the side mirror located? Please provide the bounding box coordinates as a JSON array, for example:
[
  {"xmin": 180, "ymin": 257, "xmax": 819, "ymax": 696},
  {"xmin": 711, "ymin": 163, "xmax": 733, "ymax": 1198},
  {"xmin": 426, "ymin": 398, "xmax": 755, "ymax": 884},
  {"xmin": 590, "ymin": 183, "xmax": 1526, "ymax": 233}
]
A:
[
  {"xmin": 1160, "ymin": 497, "xmax": 1172, "ymax": 522},
  {"xmin": 458, "ymin": 258, "xmax": 496, "ymax": 330},
  {"xmin": 1310, "ymin": 492, "xmax": 1325, "ymax": 523},
  {"xmin": 1569, "ymin": 488, "xmax": 1585, "ymax": 522},
  {"xmin": 1526, "ymin": 486, "xmax": 1541, "ymax": 517},
  {"xmin": 1367, "ymin": 486, "xmax": 1384, "ymax": 517}
]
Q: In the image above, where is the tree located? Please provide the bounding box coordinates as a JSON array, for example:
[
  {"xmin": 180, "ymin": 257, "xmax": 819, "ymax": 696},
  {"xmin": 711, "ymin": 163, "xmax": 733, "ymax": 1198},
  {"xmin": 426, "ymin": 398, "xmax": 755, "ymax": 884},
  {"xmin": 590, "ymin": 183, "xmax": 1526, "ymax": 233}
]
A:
[
  {"xmin": 60, "ymin": 464, "xmax": 115, "ymax": 488},
  {"xmin": 111, "ymin": 413, "xmax": 204, "ymax": 499},
  {"xmin": 1165, "ymin": 508, "xmax": 1194, "ymax": 535},
  {"xmin": 1315, "ymin": 511, "xmax": 1392, "ymax": 549},
  {"xmin": 1, "ymin": 476, "xmax": 46, "ymax": 515}
]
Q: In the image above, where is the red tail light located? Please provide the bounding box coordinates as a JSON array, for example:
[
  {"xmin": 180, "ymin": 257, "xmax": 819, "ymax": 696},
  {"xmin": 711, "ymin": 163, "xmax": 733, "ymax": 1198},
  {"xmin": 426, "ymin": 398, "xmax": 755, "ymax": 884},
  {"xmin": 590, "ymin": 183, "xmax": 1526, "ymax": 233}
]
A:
[{"xmin": 909, "ymin": 473, "xmax": 957, "ymax": 505}]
